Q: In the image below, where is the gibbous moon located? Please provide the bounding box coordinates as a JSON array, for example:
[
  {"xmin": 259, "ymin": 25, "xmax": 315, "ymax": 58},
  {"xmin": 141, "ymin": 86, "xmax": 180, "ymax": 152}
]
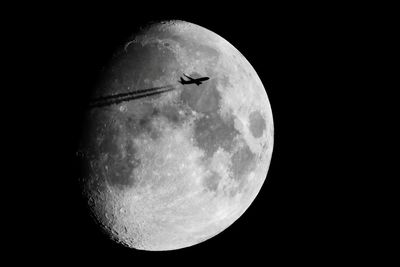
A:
[{"xmin": 79, "ymin": 20, "xmax": 274, "ymax": 251}]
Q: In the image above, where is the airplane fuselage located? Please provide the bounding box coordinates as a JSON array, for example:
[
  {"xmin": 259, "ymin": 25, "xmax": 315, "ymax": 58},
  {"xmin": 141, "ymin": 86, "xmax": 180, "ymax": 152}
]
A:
[{"xmin": 179, "ymin": 75, "xmax": 210, "ymax": 86}]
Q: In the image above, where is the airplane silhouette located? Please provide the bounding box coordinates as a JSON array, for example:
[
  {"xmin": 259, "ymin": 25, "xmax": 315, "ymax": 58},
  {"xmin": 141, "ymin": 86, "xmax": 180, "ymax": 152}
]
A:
[{"xmin": 179, "ymin": 74, "xmax": 210, "ymax": 86}]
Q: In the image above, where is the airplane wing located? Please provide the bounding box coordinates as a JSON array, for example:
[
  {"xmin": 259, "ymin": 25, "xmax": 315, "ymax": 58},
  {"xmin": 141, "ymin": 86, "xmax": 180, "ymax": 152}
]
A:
[{"xmin": 184, "ymin": 74, "xmax": 195, "ymax": 80}]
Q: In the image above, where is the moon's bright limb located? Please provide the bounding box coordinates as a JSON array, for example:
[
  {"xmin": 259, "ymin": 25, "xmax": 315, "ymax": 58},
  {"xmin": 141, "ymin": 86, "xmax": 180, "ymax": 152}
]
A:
[{"xmin": 80, "ymin": 20, "xmax": 273, "ymax": 251}]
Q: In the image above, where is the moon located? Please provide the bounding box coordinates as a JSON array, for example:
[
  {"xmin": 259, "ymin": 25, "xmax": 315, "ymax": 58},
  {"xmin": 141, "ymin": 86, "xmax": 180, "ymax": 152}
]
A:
[{"xmin": 79, "ymin": 20, "xmax": 274, "ymax": 251}]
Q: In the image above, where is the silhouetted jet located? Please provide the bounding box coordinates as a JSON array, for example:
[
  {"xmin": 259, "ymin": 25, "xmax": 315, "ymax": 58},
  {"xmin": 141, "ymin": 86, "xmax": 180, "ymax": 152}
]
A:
[{"xmin": 179, "ymin": 74, "xmax": 210, "ymax": 86}]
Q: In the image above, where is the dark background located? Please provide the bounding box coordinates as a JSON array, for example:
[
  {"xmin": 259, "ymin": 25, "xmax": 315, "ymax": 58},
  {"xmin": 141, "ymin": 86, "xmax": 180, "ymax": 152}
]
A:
[{"xmin": 13, "ymin": 4, "xmax": 357, "ymax": 264}]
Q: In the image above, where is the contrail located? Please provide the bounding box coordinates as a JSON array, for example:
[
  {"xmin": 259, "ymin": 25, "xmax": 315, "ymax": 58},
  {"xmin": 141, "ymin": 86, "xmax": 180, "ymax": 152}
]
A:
[
  {"xmin": 88, "ymin": 85, "xmax": 176, "ymax": 108},
  {"xmin": 90, "ymin": 85, "xmax": 174, "ymax": 103}
]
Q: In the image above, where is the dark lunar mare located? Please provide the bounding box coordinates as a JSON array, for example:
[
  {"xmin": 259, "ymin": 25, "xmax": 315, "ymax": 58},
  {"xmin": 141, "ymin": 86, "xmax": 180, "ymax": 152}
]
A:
[
  {"xmin": 179, "ymin": 74, "xmax": 241, "ymax": 158},
  {"xmin": 231, "ymin": 144, "xmax": 257, "ymax": 182},
  {"xmin": 179, "ymin": 73, "xmax": 258, "ymax": 190},
  {"xmin": 248, "ymin": 110, "xmax": 267, "ymax": 138},
  {"xmin": 193, "ymin": 113, "xmax": 239, "ymax": 158}
]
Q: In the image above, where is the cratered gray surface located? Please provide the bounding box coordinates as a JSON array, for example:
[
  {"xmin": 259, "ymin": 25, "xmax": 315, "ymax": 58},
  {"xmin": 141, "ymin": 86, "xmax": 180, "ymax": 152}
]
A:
[{"xmin": 79, "ymin": 20, "xmax": 274, "ymax": 251}]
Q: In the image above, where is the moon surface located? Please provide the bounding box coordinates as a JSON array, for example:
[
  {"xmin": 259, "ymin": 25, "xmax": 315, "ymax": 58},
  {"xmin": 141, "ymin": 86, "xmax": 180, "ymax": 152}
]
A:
[{"xmin": 79, "ymin": 20, "xmax": 274, "ymax": 251}]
